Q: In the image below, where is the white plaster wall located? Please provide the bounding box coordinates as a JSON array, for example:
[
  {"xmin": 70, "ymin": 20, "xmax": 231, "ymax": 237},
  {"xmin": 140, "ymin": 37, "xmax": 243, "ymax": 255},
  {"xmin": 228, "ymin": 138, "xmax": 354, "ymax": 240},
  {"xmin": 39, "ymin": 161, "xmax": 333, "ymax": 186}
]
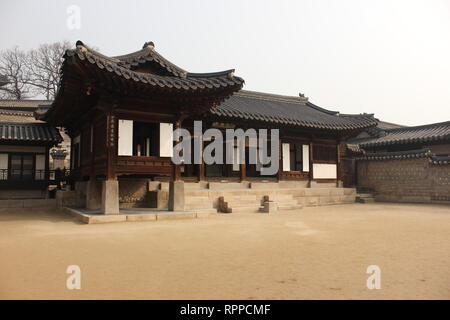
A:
[
  {"xmin": 313, "ymin": 163, "xmax": 337, "ymax": 179},
  {"xmin": 232, "ymin": 146, "xmax": 240, "ymax": 171},
  {"xmin": 159, "ymin": 123, "xmax": 173, "ymax": 157},
  {"xmin": 302, "ymin": 144, "xmax": 309, "ymax": 172},
  {"xmin": 282, "ymin": 143, "xmax": 290, "ymax": 171},
  {"xmin": 118, "ymin": 120, "xmax": 133, "ymax": 156}
]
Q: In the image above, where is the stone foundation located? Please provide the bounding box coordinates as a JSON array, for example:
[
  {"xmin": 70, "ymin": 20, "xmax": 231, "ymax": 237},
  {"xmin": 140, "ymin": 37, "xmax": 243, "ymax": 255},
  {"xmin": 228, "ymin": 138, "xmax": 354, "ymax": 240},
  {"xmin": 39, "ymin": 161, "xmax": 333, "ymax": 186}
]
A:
[
  {"xmin": 119, "ymin": 178, "xmax": 153, "ymax": 208},
  {"xmin": 102, "ymin": 180, "xmax": 119, "ymax": 214}
]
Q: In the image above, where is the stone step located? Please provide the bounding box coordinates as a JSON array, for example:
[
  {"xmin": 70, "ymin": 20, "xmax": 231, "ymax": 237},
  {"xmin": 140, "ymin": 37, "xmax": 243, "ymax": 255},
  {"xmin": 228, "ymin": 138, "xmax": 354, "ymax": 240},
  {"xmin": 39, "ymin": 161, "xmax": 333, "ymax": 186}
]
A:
[
  {"xmin": 185, "ymin": 201, "xmax": 213, "ymax": 208},
  {"xmin": 249, "ymin": 182, "xmax": 281, "ymax": 189},
  {"xmin": 184, "ymin": 196, "xmax": 210, "ymax": 204},
  {"xmin": 195, "ymin": 208, "xmax": 218, "ymax": 215},
  {"xmin": 208, "ymin": 182, "xmax": 250, "ymax": 190},
  {"xmin": 185, "ymin": 190, "xmax": 210, "ymax": 196},
  {"xmin": 224, "ymin": 201, "xmax": 262, "ymax": 208},
  {"xmin": 356, "ymin": 197, "xmax": 375, "ymax": 203},
  {"xmin": 185, "ymin": 202, "xmax": 215, "ymax": 210},
  {"xmin": 228, "ymin": 205, "xmax": 261, "ymax": 213},
  {"xmin": 272, "ymin": 194, "xmax": 296, "ymax": 201},
  {"xmin": 357, "ymin": 193, "xmax": 374, "ymax": 198},
  {"xmin": 220, "ymin": 195, "xmax": 259, "ymax": 202},
  {"xmin": 185, "ymin": 182, "xmax": 208, "ymax": 190},
  {"xmin": 281, "ymin": 190, "xmax": 307, "ymax": 197}
]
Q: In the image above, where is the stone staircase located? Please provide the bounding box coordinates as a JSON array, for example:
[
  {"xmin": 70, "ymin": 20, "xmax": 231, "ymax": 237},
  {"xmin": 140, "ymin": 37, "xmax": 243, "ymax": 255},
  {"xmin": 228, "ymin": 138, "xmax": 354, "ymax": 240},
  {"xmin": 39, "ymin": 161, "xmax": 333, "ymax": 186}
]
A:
[
  {"xmin": 356, "ymin": 193, "xmax": 376, "ymax": 203},
  {"xmin": 216, "ymin": 193, "xmax": 303, "ymax": 213},
  {"xmin": 355, "ymin": 187, "xmax": 376, "ymax": 203},
  {"xmin": 182, "ymin": 181, "xmax": 357, "ymax": 214},
  {"xmin": 184, "ymin": 183, "xmax": 217, "ymax": 214}
]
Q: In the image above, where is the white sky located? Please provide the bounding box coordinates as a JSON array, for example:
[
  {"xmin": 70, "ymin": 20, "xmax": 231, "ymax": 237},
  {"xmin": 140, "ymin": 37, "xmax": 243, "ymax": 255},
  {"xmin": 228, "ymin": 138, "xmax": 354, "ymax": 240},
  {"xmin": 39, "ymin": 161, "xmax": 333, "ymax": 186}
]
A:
[{"xmin": 1, "ymin": 0, "xmax": 449, "ymax": 126}]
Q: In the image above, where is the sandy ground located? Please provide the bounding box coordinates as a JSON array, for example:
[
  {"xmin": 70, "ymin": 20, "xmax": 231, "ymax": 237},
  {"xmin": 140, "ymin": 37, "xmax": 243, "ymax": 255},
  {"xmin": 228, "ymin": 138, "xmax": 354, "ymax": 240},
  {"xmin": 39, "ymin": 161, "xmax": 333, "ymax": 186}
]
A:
[{"xmin": 0, "ymin": 203, "xmax": 449, "ymax": 300}]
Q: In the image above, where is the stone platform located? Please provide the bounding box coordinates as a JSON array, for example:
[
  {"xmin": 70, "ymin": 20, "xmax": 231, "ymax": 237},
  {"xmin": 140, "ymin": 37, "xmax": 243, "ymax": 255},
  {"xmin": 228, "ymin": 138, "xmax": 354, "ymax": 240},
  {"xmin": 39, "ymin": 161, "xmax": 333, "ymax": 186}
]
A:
[
  {"xmin": 64, "ymin": 207, "xmax": 212, "ymax": 224},
  {"xmin": 181, "ymin": 182, "xmax": 357, "ymax": 214}
]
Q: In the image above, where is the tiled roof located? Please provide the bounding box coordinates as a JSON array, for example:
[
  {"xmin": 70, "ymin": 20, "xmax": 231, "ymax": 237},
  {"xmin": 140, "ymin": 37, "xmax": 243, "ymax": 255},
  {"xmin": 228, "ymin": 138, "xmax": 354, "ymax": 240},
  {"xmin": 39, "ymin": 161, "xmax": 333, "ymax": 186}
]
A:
[
  {"xmin": 0, "ymin": 100, "xmax": 50, "ymax": 123},
  {"xmin": 356, "ymin": 148, "xmax": 450, "ymax": 165},
  {"xmin": 0, "ymin": 109, "xmax": 35, "ymax": 118},
  {"xmin": 0, "ymin": 111, "xmax": 41, "ymax": 123},
  {"xmin": 0, "ymin": 122, "xmax": 62, "ymax": 144},
  {"xmin": 211, "ymin": 90, "xmax": 378, "ymax": 131},
  {"xmin": 65, "ymin": 41, "xmax": 244, "ymax": 92},
  {"xmin": 349, "ymin": 121, "xmax": 450, "ymax": 148},
  {"xmin": 0, "ymin": 100, "xmax": 52, "ymax": 110},
  {"xmin": 430, "ymin": 155, "xmax": 450, "ymax": 165},
  {"xmin": 376, "ymin": 120, "xmax": 405, "ymax": 130},
  {"xmin": 357, "ymin": 149, "xmax": 432, "ymax": 161}
]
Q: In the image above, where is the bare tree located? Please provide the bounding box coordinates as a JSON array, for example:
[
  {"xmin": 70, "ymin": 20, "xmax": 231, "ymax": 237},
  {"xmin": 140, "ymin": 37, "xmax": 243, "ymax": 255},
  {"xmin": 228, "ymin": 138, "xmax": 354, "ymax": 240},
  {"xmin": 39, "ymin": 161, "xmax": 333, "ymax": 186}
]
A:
[
  {"xmin": 26, "ymin": 41, "xmax": 71, "ymax": 100},
  {"xmin": 0, "ymin": 47, "xmax": 32, "ymax": 99},
  {"xmin": 0, "ymin": 41, "xmax": 71, "ymax": 100}
]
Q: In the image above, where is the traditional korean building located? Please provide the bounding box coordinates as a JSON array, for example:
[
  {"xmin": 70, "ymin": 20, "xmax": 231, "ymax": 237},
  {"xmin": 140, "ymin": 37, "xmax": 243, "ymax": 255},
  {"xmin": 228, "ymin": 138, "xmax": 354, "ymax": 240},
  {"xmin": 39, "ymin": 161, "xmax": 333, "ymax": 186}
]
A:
[
  {"xmin": 0, "ymin": 121, "xmax": 62, "ymax": 199},
  {"xmin": 346, "ymin": 121, "xmax": 450, "ymax": 203},
  {"xmin": 40, "ymin": 40, "xmax": 377, "ymax": 214},
  {"xmin": 0, "ymin": 98, "xmax": 71, "ymax": 199}
]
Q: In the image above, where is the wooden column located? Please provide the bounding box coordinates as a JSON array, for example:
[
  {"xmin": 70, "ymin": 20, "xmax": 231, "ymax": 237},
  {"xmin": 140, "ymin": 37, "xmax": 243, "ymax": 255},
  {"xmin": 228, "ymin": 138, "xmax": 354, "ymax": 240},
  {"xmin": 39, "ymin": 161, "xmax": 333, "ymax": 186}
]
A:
[
  {"xmin": 69, "ymin": 139, "xmax": 75, "ymax": 190},
  {"xmin": 309, "ymin": 141, "xmax": 314, "ymax": 183},
  {"xmin": 101, "ymin": 99, "xmax": 119, "ymax": 214},
  {"xmin": 45, "ymin": 146, "xmax": 50, "ymax": 183},
  {"xmin": 89, "ymin": 121, "xmax": 96, "ymax": 178},
  {"xmin": 277, "ymin": 141, "xmax": 282, "ymax": 181},
  {"xmin": 105, "ymin": 111, "xmax": 117, "ymax": 180},
  {"xmin": 197, "ymin": 130, "xmax": 205, "ymax": 181},
  {"xmin": 198, "ymin": 163, "xmax": 205, "ymax": 181},
  {"xmin": 172, "ymin": 117, "xmax": 184, "ymax": 181},
  {"xmin": 240, "ymin": 162, "xmax": 247, "ymax": 181},
  {"xmin": 336, "ymin": 141, "xmax": 346, "ymax": 187},
  {"xmin": 96, "ymin": 95, "xmax": 119, "ymax": 180}
]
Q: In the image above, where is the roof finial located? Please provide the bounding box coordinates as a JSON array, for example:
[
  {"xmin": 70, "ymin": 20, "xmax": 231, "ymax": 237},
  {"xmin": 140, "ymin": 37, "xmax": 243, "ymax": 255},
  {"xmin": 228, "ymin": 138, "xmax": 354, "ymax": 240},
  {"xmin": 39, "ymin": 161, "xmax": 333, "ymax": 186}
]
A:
[
  {"xmin": 143, "ymin": 41, "xmax": 155, "ymax": 50},
  {"xmin": 299, "ymin": 92, "xmax": 308, "ymax": 101},
  {"xmin": 76, "ymin": 40, "xmax": 87, "ymax": 52}
]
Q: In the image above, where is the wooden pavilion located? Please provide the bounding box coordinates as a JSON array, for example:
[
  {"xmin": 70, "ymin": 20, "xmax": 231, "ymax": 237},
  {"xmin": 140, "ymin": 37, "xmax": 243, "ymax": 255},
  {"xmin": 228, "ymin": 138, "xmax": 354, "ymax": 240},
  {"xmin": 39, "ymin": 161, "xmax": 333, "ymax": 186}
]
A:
[{"xmin": 41, "ymin": 40, "xmax": 376, "ymax": 214}]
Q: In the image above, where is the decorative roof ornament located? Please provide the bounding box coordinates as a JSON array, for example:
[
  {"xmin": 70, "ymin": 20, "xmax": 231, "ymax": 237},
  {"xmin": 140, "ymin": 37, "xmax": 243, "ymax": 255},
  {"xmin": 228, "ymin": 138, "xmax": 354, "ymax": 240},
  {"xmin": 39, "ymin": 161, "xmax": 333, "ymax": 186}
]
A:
[
  {"xmin": 75, "ymin": 40, "xmax": 87, "ymax": 52},
  {"xmin": 50, "ymin": 148, "xmax": 68, "ymax": 160},
  {"xmin": 299, "ymin": 93, "xmax": 309, "ymax": 101},
  {"xmin": 143, "ymin": 41, "xmax": 155, "ymax": 50}
]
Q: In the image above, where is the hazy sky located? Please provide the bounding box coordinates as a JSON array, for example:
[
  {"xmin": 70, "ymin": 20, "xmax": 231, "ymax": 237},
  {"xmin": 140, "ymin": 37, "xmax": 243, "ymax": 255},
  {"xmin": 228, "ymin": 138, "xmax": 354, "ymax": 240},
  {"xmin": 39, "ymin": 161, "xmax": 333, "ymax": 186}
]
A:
[{"xmin": 1, "ymin": 0, "xmax": 449, "ymax": 126}]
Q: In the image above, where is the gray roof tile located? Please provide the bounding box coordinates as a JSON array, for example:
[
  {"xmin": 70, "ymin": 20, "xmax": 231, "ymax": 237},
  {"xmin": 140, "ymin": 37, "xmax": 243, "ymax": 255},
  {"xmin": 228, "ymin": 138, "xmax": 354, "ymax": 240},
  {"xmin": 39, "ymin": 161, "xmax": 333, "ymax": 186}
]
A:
[
  {"xmin": 0, "ymin": 122, "xmax": 62, "ymax": 144},
  {"xmin": 211, "ymin": 90, "xmax": 378, "ymax": 131},
  {"xmin": 349, "ymin": 121, "xmax": 450, "ymax": 147},
  {"xmin": 65, "ymin": 41, "xmax": 244, "ymax": 92}
]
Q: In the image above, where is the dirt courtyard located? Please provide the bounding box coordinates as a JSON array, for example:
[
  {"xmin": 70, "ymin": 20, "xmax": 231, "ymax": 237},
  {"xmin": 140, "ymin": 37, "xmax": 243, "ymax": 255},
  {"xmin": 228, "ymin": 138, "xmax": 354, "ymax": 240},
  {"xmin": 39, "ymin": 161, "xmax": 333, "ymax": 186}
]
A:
[{"xmin": 0, "ymin": 203, "xmax": 449, "ymax": 300}]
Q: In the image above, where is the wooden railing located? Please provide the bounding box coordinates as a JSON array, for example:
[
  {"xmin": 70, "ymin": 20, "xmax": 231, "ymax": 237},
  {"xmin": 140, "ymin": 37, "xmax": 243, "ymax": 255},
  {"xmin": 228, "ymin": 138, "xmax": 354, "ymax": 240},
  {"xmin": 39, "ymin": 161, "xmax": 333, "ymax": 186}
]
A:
[
  {"xmin": 279, "ymin": 171, "xmax": 309, "ymax": 180},
  {"xmin": 0, "ymin": 169, "xmax": 72, "ymax": 189},
  {"xmin": 115, "ymin": 156, "xmax": 173, "ymax": 176}
]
